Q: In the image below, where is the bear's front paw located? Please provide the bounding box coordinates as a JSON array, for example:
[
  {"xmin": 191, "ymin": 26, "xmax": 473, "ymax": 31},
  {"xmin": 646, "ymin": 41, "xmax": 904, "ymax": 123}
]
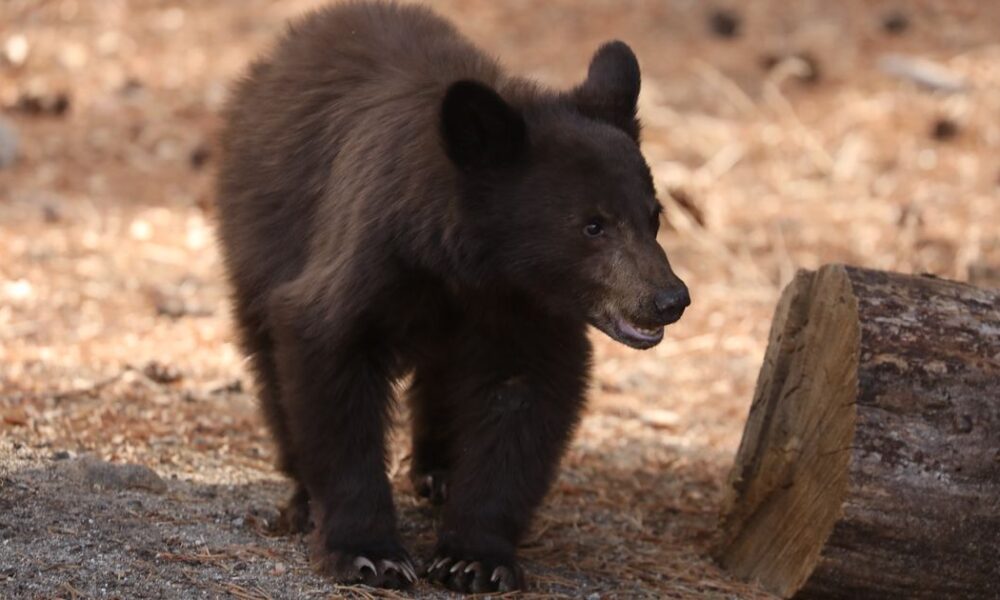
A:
[
  {"xmin": 425, "ymin": 553, "xmax": 524, "ymax": 593},
  {"xmin": 312, "ymin": 546, "xmax": 417, "ymax": 589}
]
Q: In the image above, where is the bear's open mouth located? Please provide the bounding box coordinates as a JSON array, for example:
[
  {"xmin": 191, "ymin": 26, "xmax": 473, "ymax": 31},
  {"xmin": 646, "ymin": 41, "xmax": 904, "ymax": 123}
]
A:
[
  {"xmin": 590, "ymin": 310, "xmax": 666, "ymax": 350},
  {"xmin": 612, "ymin": 315, "xmax": 664, "ymax": 349},
  {"xmin": 615, "ymin": 317, "xmax": 664, "ymax": 345}
]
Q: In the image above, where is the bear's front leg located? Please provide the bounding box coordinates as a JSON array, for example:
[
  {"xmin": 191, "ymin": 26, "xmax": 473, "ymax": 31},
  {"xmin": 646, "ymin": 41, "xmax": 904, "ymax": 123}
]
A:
[
  {"xmin": 273, "ymin": 312, "xmax": 415, "ymax": 590},
  {"xmin": 426, "ymin": 371, "xmax": 586, "ymax": 593}
]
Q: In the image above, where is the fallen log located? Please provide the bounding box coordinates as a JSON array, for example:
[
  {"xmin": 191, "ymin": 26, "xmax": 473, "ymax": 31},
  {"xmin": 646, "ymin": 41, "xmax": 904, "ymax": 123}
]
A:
[{"xmin": 716, "ymin": 264, "xmax": 1000, "ymax": 599}]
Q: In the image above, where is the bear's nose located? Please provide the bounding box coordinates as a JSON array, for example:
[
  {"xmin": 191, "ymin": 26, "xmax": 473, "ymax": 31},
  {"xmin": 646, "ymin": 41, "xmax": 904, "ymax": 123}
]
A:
[{"xmin": 653, "ymin": 286, "xmax": 690, "ymax": 323}]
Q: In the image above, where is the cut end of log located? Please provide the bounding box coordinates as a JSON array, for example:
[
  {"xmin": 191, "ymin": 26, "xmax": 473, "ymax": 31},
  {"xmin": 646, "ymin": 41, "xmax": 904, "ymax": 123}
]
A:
[
  {"xmin": 716, "ymin": 265, "xmax": 860, "ymax": 596},
  {"xmin": 716, "ymin": 264, "xmax": 1000, "ymax": 599}
]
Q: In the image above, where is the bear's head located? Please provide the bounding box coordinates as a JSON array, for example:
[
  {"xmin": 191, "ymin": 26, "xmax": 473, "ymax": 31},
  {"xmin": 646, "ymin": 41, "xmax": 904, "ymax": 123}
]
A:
[{"xmin": 441, "ymin": 41, "xmax": 689, "ymax": 349}]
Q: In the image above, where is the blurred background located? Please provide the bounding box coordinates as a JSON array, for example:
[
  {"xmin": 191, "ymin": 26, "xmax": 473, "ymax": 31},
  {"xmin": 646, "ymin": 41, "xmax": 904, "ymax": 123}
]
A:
[{"xmin": 1, "ymin": 1, "xmax": 998, "ymax": 598}]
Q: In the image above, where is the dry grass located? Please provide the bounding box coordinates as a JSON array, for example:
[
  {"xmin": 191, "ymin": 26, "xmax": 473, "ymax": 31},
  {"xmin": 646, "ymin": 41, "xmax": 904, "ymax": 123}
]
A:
[{"xmin": 1, "ymin": 0, "xmax": 997, "ymax": 598}]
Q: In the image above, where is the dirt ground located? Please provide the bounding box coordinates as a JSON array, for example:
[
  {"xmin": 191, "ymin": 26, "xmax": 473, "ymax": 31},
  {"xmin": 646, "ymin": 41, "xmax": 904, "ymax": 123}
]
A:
[{"xmin": 1, "ymin": 0, "xmax": 998, "ymax": 598}]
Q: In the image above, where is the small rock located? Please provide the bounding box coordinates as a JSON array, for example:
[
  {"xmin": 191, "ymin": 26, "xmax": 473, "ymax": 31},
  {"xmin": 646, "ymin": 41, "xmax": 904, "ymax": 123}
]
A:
[
  {"xmin": 955, "ymin": 414, "xmax": 973, "ymax": 434},
  {"xmin": 3, "ymin": 35, "xmax": 29, "ymax": 66},
  {"xmin": 789, "ymin": 52, "xmax": 821, "ymax": 85},
  {"xmin": 708, "ymin": 9, "xmax": 741, "ymax": 39},
  {"xmin": 150, "ymin": 285, "xmax": 214, "ymax": 319},
  {"xmin": 14, "ymin": 91, "xmax": 70, "ymax": 117},
  {"xmin": 0, "ymin": 118, "xmax": 18, "ymax": 169},
  {"xmin": 210, "ymin": 378, "xmax": 243, "ymax": 395},
  {"xmin": 882, "ymin": 11, "xmax": 910, "ymax": 35},
  {"xmin": 51, "ymin": 450, "xmax": 72, "ymax": 461},
  {"xmin": 142, "ymin": 360, "xmax": 183, "ymax": 384},
  {"xmin": 759, "ymin": 53, "xmax": 781, "ymax": 71},
  {"xmin": 119, "ymin": 77, "xmax": 144, "ymax": 98},
  {"xmin": 640, "ymin": 409, "xmax": 682, "ymax": 429},
  {"xmin": 64, "ymin": 456, "xmax": 167, "ymax": 493},
  {"xmin": 189, "ymin": 143, "xmax": 211, "ymax": 170},
  {"xmin": 930, "ymin": 117, "xmax": 959, "ymax": 141},
  {"xmin": 2, "ymin": 407, "xmax": 28, "ymax": 426},
  {"xmin": 195, "ymin": 487, "xmax": 217, "ymax": 499},
  {"xmin": 761, "ymin": 52, "xmax": 821, "ymax": 85},
  {"xmin": 42, "ymin": 203, "xmax": 62, "ymax": 223}
]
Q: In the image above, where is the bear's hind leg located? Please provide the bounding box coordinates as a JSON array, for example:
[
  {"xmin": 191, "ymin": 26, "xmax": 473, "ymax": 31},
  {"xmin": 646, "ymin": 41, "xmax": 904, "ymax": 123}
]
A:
[
  {"xmin": 408, "ymin": 364, "xmax": 454, "ymax": 505},
  {"xmin": 249, "ymin": 348, "xmax": 314, "ymax": 534},
  {"xmin": 232, "ymin": 299, "xmax": 313, "ymax": 534}
]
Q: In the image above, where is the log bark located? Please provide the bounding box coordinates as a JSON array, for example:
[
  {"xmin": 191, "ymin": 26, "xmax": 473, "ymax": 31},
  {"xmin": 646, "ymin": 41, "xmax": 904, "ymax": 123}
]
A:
[{"xmin": 716, "ymin": 264, "xmax": 1000, "ymax": 599}]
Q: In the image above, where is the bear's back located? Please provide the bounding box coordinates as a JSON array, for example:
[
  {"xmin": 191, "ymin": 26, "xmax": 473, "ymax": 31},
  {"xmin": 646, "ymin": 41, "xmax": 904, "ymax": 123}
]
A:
[{"xmin": 216, "ymin": 1, "xmax": 502, "ymax": 310}]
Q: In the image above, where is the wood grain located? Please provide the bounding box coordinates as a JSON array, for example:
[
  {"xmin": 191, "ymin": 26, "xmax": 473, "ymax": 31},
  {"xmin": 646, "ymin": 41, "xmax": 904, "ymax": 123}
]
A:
[{"xmin": 716, "ymin": 264, "xmax": 1000, "ymax": 599}]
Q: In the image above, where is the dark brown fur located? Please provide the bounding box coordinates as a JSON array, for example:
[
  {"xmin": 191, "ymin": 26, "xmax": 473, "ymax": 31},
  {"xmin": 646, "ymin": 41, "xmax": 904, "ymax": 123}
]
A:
[{"xmin": 216, "ymin": 1, "xmax": 688, "ymax": 593}]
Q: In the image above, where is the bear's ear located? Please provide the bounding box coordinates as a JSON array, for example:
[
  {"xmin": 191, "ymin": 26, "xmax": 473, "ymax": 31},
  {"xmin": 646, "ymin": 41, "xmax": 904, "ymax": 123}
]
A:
[
  {"xmin": 441, "ymin": 80, "xmax": 527, "ymax": 169},
  {"xmin": 572, "ymin": 41, "xmax": 641, "ymax": 140}
]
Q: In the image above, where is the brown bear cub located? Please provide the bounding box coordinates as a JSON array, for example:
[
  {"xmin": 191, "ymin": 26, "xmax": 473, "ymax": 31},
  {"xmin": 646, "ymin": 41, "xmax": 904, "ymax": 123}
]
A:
[{"xmin": 216, "ymin": 1, "xmax": 688, "ymax": 593}]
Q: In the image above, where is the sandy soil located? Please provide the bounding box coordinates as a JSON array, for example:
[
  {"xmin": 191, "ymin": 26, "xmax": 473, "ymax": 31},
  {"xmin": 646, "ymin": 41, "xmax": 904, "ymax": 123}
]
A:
[{"xmin": 1, "ymin": 0, "xmax": 998, "ymax": 598}]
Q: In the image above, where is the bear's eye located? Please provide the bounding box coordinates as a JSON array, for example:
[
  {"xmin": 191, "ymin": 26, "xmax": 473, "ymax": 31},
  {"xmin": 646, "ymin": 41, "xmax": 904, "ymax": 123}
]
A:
[{"xmin": 583, "ymin": 220, "xmax": 604, "ymax": 238}]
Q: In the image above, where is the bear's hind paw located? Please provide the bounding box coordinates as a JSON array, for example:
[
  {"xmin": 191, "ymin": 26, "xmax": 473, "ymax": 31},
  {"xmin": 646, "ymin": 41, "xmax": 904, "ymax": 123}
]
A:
[{"xmin": 411, "ymin": 469, "xmax": 449, "ymax": 506}]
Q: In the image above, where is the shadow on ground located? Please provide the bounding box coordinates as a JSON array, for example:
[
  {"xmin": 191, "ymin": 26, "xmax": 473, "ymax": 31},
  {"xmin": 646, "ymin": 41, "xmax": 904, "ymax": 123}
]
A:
[{"xmin": 0, "ymin": 434, "xmax": 756, "ymax": 599}]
